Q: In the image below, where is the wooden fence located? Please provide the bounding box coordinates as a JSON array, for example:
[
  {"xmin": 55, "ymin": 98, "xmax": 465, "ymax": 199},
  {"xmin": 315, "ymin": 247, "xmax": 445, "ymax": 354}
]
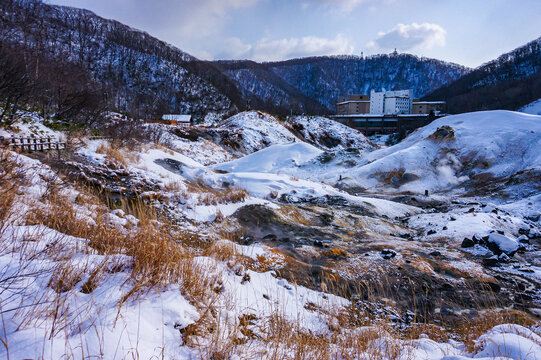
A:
[{"xmin": 0, "ymin": 136, "xmax": 65, "ymax": 152}]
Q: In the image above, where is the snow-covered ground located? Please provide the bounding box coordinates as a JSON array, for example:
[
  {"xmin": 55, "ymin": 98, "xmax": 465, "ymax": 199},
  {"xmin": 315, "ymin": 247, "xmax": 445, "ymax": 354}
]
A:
[
  {"xmin": 521, "ymin": 98, "xmax": 541, "ymax": 115},
  {"xmin": 217, "ymin": 111, "xmax": 298, "ymax": 153},
  {"xmin": 213, "ymin": 142, "xmax": 323, "ymax": 174},
  {"xmin": 323, "ymin": 111, "xmax": 541, "ymax": 193},
  {"xmin": 285, "ymin": 115, "xmax": 377, "ymax": 151},
  {"xmin": 1, "ymin": 109, "xmax": 540, "ymax": 359},
  {"xmin": 163, "ymin": 130, "xmax": 236, "ymax": 166}
]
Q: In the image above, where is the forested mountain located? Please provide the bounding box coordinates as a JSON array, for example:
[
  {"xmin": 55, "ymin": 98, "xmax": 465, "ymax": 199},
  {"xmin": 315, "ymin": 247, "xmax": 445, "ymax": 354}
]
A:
[
  {"xmin": 424, "ymin": 37, "xmax": 541, "ymax": 113},
  {"xmin": 2, "ymin": 0, "xmax": 538, "ymax": 121},
  {"xmin": 213, "ymin": 60, "xmax": 329, "ymax": 114},
  {"xmin": 216, "ymin": 55, "xmax": 470, "ymax": 112},
  {"xmin": 0, "ymin": 0, "xmax": 244, "ymax": 121}
]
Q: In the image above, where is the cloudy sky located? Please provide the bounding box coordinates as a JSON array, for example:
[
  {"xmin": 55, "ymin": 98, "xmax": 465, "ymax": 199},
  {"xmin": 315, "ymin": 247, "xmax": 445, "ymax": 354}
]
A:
[{"xmin": 50, "ymin": 0, "xmax": 541, "ymax": 67}]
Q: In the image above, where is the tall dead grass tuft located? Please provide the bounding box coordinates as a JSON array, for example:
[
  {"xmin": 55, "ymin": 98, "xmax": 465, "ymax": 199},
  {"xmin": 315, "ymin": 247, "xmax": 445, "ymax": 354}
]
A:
[
  {"xmin": 454, "ymin": 309, "xmax": 536, "ymax": 353},
  {"xmin": 96, "ymin": 141, "xmax": 139, "ymax": 168},
  {"xmin": 186, "ymin": 179, "xmax": 248, "ymax": 205},
  {"xmin": 25, "ymin": 184, "xmax": 221, "ymax": 305},
  {"xmin": 26, "ymin": 193, "xmax": 94, "ymax": 242},
  {"xmin": 0, "ymin": 150, "xmax": 26, "ymax": 233}
]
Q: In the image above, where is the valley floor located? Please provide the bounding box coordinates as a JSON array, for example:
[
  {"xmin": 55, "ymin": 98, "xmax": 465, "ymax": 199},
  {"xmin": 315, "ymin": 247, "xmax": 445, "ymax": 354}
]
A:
[{"xmin": 0, "ymin": 110, "xmax": 540, "ymax": 359}]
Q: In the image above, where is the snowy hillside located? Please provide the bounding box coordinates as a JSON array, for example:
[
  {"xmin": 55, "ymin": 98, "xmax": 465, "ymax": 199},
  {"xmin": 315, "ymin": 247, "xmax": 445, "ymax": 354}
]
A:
[
  {"xmin": 217, "ymin": 111, "xmax": 299, "ymax": 153},
  {"xmin": 214, "ymin": 61, "xmax": 328, "ymax": 114},
  {"xmin": 521, "ymin": 98, "xmax": 541, "ymax": 115},
  {"xmin": 425, "ymin": 36, "xmax": 541, "ymax": 113},
  {"xmin": 213, "ymin": 142, "xmax": 323, "ymax": 174},
  {"xmin": 1, "ymin": 1, "xmax": 241, "ymax": 117},
  {"xmin": 1, "ymin": 109, "xmax": 541, "ymax": 359},
  {"xmin": 285, "ymin": 115, "xmax": 377, "ymax": 151},
  {"xmin": 328, "ymin": 111, "xmax": 541, "ymax": 194}
]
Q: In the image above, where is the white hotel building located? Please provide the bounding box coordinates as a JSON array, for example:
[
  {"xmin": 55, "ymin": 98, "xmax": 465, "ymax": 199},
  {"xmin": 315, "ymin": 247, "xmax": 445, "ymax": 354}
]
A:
[{"xmin": 369, "ymin": 89, "xmax": 413, "ymax": 115}]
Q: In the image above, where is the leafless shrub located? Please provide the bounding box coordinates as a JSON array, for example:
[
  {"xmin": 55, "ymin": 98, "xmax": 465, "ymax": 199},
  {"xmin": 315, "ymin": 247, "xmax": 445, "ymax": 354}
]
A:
[
  {"xmin": 95, "ymin": 141, "xmax": 139, "ymax": 168},
  {"xmin": 186, "ymin": 179, "xmax": 249, "ymax": 206}
]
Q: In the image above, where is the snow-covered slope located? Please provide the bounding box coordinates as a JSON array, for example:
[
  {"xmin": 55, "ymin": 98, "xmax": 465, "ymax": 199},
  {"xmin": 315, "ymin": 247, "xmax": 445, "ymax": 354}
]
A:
[
  {"xmin": 217, "ymin": 111, "xmax": 299, "ymax": 154},
  {"xmin": 330, "ymin": 111, "xmax": 541, "ymax": 193},
  {"xmin": 521, "ymin": 98, "xmax": 541, "ymax": 115},
  {"xmin": 2, "ymin": 110, "xmax": 541, "ymax": 359},
  {"xmin": 213, "ymin": 142, "xmax": 322, "ymax": 173},
  {"xmin": 285, "ymin": 116, "xmax": 377, "ymax": 151}
]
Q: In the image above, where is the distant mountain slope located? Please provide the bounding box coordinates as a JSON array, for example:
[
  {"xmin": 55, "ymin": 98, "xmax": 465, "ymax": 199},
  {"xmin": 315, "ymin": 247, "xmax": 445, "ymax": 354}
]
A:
[
  {"xmin": 213, "ymin": 61, "xmax": 328, "ymax": 114},
  {"xmin": 0, "ymin": 0, "xmax": 244, "ymax": 117},
  {"xmin": 216, "ymin": 55, "xmax": 470, "ymax": 112},
  {"xmin": 424, "ymin": 37, "xmax": 541, "ymax": 113}
]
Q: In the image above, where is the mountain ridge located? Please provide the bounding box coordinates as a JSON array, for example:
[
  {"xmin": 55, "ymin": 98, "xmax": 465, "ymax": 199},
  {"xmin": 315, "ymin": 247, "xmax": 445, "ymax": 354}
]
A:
[
  {"xmin": 423, "ymin": 36, "xmax": 541, "ymax": 112},
  {"xmin": 2, "ymin": 0, "xmax": 539, "ymax": 118},
  {"xmin": 215, "ymin": 54, "xmax": 470, "ymax": 112},
  {"xmin": 1, "ymin": 0, "xmax": 245, "ymax": 118}
]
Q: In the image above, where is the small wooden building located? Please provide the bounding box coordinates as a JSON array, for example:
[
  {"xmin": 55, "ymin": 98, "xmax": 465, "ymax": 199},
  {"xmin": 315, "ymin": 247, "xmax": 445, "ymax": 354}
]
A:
[
  {"xmin": 145, "ymin": 114, "xmax": 192, "ymax": 126},
  {"xmin": 161, "ymin": 114, "xmax": 192, "ymax": 126}
]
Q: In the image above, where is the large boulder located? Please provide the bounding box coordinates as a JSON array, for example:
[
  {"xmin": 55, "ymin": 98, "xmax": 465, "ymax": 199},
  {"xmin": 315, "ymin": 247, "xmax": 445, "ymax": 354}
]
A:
[{"xmin": 485, "ymin": 233, "xmax": 520, "ymax": 256}]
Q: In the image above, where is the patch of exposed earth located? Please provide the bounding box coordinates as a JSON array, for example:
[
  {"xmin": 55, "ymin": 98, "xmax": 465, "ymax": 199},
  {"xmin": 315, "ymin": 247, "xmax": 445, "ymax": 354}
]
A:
[{"xmin": 223, "ymin": 197, "xmax": 541, "ymax": 325}]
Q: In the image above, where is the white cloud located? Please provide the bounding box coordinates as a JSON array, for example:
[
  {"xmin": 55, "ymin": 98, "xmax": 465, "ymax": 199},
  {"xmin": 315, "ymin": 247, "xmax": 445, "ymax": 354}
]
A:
[
  {"xmin": 221, "ymin": 37, "xmax": 254, "ymax": 59},
  {"xmin": 172, "ymin": 0, "xmax": 259, "ymax": 38},
  {"xmin": 312, "ymin": 0, "xmax": 378, "ymax": 13},
  {"xmin": 217, "ymin": 35, "xmax": 355, "ymax": 61},
  {"xmin": 368, "ymin": 22, "xmax": 446, "ymax": 51},
  {"xmin": 57, "ymin": 0, "xmax": 260, "ymax": 40}
]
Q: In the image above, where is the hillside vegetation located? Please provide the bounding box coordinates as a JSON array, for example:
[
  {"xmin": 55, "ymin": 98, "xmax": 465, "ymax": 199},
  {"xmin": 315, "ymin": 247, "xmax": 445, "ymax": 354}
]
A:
[
  {"xmin": 424, "ymin": 37, "xmax": 541, "ymax": 113},
  {"xmin": 0, "ymin": 0, "xmax": 243, "ymax": 121},
  {"xmin": 216, "ymin": 55, "xmax": 469, "ymax": 113}
]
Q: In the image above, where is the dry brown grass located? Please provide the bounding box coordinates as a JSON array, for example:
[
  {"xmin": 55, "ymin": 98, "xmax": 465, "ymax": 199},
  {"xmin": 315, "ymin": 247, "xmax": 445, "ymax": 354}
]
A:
[
  {"xmin": 186, "ymin": 179, "xmax": 249, "ymax": 205},
  {"xmin": 25, "ymin": 187, "xmax": 221, "ymax": 305},
  {"xmin": 26, "ymin": 193, "xmax": 93, "ymax": 240},
  {"xmin": 195, "ymin": 307, "xmax": 413, "ymax": 360},
  {"xmin": 454, "ymin": 309, "xmax": 537, "ymax": 353},
  {"xmin": 163, "ymin": 180, "xmax": 184, "ymax": 192},
  {"xmin": 276, "ymin": 205, "xmax": 314, "ymax": 226},
  {"xmin": 0, "ymin": 150, "xmax": 26, "ymax": 234},
  {"xmin": 151, "ymin": 142, "xmax": 175, "ymax": 155},
  {"xmin": 322, "ymin": 247, "xmax": 350, "ymax": 258},
  {"xmin": 48, "ymin": 261, "xmax": 83, "ymax": 293},
  {"xmin": 96, "ymin": 141, "xmax": 139, "ymax": 168}
]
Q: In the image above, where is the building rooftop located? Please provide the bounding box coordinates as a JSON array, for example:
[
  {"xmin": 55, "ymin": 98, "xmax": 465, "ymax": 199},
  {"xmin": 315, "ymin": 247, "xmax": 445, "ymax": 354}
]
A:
[
  {"xmin": 333, "ymin": 113, "xmax": 434, "ymax": 118},
  {"xmin": 162, "ymin": 114, "xmax": 191, "ymax": 122},
  {"xmin": 412, "ymin": 101, "xmax": 446, "ymax": 104},
  {"xmin": 336, "ymin": 100, "xmax": 371, "ymax": 105}
]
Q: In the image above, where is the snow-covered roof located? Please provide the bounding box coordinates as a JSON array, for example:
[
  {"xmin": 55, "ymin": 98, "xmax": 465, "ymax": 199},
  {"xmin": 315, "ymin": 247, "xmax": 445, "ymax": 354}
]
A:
[
  {"xmin": 162, "ymin": 114, "xmax": 191, "ymax": 122},
  {"xmin": 413, "ymin": 101, "xmax": 446, "ymax": 105},
  {"xmin": 336, "ymin": 100, "xmax": 371, "ymax": 105}
]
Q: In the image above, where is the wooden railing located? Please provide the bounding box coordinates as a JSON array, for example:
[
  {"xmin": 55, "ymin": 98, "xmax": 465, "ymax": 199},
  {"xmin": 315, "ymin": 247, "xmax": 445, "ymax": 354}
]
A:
[{"xmin": 0, "ymin": 136, "xmax": 65, "ymax": 152}]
